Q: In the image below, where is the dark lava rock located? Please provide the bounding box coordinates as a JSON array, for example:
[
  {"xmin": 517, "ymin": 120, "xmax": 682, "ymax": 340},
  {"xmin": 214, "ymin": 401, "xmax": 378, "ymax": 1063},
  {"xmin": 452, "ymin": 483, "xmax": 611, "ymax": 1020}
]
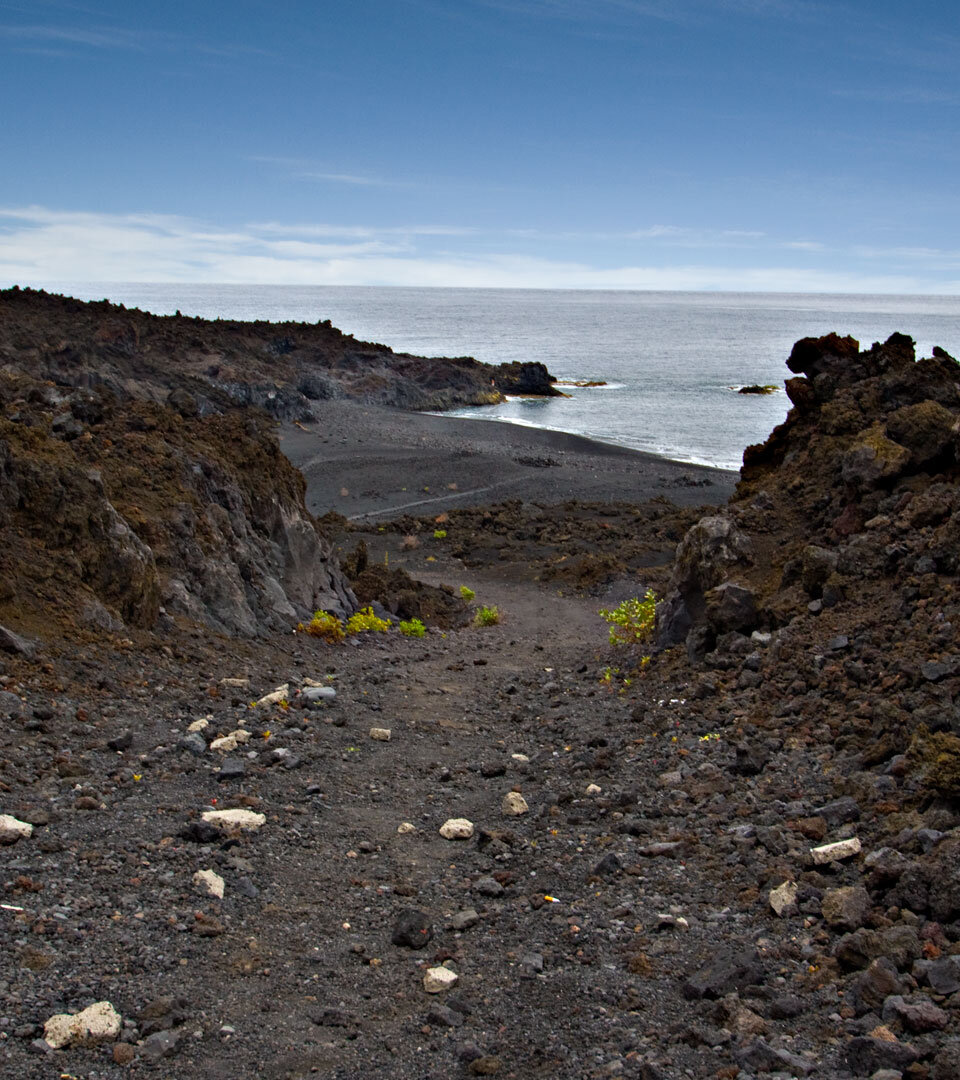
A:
[
  {"xmin": 736, "ymin": 1038, "xmax": 815, "ymax": 1075},
  {"xmin": 107, "ymin": 728, "xmax": 134, "ymax": 751},
  {"xmin": 927, "ymin": 955, "xmax": 960, "ymax": 995},
  {"xmin": 391, "ymin": 908, "xmax": 433, "ymax": 949},
  {"xmin": 141, "ymin": 1028, "xmax": 184, "ymax": 1061},
  {"xmin": 218, "ymin": 757, "xmax": 247, "ymax": 781},
  {"xmin": 840, "ymin": 1035, "xmax": 919, "ymax": 1075},
  {"xmin": 682, "ymin": 949, "xmax": 764, "ymax": 1000},
  {"xmin": 179, "ymin": 821, "xmax": 221, "ymax": 844}
]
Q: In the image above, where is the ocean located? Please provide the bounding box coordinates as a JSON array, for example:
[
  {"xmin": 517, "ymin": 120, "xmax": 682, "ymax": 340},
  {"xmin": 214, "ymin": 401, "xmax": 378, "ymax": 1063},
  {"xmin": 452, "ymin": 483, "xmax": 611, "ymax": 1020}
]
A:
[{"xmin": 46, "ymin": 284, "xmax": 960, "ymax": 471}]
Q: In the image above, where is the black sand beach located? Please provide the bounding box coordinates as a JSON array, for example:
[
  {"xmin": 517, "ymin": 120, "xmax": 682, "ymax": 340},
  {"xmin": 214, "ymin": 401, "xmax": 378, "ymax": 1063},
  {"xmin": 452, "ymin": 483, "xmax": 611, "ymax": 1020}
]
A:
[{"xmin": 280, "ymin": 401, "xmax": 737, "ymax": 521}]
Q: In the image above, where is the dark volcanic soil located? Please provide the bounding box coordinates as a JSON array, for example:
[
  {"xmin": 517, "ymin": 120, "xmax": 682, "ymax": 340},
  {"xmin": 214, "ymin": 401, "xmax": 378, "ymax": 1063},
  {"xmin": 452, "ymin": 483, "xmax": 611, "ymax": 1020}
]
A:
[{"xmin": 2, "ymin": 309, "xmax": 960, "ymax": 1080}]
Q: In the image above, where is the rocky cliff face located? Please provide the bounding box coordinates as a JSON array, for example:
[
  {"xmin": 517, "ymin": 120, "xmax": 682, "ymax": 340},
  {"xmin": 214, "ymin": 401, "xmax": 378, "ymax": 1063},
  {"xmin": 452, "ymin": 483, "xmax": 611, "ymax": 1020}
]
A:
[
  {"xmin": 658, "ymin": 331, "xmax": 960, "ymax": 654},
  {"xmin": 0, "ymin": 287, "xmax": 560, "ymax": 420},
  {"xmin": 0, "ymin": 372, "xmax": 354, "ymax": 643}
]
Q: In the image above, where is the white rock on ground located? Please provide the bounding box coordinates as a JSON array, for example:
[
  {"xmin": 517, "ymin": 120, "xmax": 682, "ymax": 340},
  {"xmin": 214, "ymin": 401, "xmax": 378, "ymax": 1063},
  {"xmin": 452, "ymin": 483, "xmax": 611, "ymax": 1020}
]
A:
[
  {"xmin": 423, "ymin": 966, "xmax": 459, "ymax": 993},
  {"xmin": 439, "ymin": 818, "xmax": 474, "ymax": 840},
  {"xmin": 585, "ymin": 783, "xmax": 602, "ymax": 795},
  {"xmin": 0, "ymin": 814, "xmax": 33, "ymax": 843},
  {"xmin": 769, "ymin": 880, "xmax": 799, "ymax": 917},
  {"xmin": 187, "ymin": 717, "xmax": 210, "ymax": 733},
  {"xmin": 193, "ymin": 869, "xmax": 225, "ymax": 899},
  {"xmin": 255, "ymin": 684, "xmax": 289, "ymax": 707},
  {"xmin": 210, "ymin": 729, "xmax": 251, "ymax": 753},
  {"xmin": 369, "ymin": 727, "xmax": 392, "ymax": 741},
  {"xmin": 202, "ymin": 808, "xmax": 266, "ymax": 831},
  {"xmin": 219, "ymin": 677, "xmax": 250, "ymax": 688},
  {"xmin": 502, "ymin": 791, "xmax": 529, "ymax": 816},
  {"xmin": 397, "ymin": 822, "xmax": 416, "ymax": 834},
  {"xmin": 44, "ymin": 1001, "xmax": 122, "ymax": 1048},
  {"xmin": 810, "ymin": 837, "xmax": 861, "ymax": 864}
]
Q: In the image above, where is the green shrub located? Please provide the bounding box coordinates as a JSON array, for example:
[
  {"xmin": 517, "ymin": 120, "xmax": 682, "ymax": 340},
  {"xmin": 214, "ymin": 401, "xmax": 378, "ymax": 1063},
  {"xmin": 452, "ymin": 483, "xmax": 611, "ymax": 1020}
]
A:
[
  {"xmin": 301, "ymin": 610, "xmax": 345, "ymax": 643},
  {"xmin": 399, "ymin": 617, "xmax": 426, "ymax": 638},
  {"xmin": 459, "ymin": 585, "xmax": 475, "ymax": 602},
  {"xmin": 473, "ymin": 604, "xmax": 500, "ymax": 627},
  {"xmin": 433, "ymin": 529, "xmax": 447, "ymax": 540},
  {"xmin": 599, "ymin": 590, "xmax": 657, "ymax": 647},
  {"xmin": 346, "ymin": 606, "xmax": 391, "ymax": 634}
]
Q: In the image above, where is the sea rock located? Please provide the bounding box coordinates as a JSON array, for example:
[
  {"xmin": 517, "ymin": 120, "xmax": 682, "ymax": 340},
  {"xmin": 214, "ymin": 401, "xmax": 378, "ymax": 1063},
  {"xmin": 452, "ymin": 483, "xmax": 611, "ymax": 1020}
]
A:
[{"xmin": 44, "ymin": 1001, "xmax": 122, "ymax": 1048}]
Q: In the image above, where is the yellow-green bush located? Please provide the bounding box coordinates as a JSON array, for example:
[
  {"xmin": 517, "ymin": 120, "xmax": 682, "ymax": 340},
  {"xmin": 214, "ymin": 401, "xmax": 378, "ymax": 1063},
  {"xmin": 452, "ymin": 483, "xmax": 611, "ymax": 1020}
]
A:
[
  {"xmin": 346, "ymin": 606, "xmax": 391, "ymax": 634},
  {"xmin": 599, "ymin": 590, "xmax": 657, "ymax": 647},
  {"xmin": 301, "ymin": 610, "xmax": 345, "ymax": 643}
]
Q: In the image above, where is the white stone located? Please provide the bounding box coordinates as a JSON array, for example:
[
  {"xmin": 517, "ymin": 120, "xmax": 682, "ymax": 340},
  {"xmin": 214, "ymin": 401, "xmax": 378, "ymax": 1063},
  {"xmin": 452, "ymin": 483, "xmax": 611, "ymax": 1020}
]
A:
[
  {"xmin": 769, "ymin": 880, "xmax": 799, "ymax": 917},
  {"xmin": 397, "ymin": 822, "xmax": 416, "ymax": 834},
  {"xmin": 439, "ymin": 817, "xmax": 474, "ymax": 840},
  {"xmin": 187, "ymin": 717, "xmax": 210, "ymax": 733},
  {"xmin": 501, "ymin": 791, "xmax": 529, "ymax": 816},
  {"xmin": 511, "ymin": 753, "xmax": 530, "ymax": 763},
  {"xmin": 193, "ymin": 869, "xmax": 225, "ymax": 899},
  {"xmin": 369, "ymin": 727, "xmax": 392, "ymax": 741},
  {"xmin": 202, "ymin": 808, "xmax": 266, "ymax": 831},
  {"xmin": 301, "ymin": 685, "xmax": 336, "ymax": 702},
  {"xmin": 44, "ymin": 1001, "xmax": 122, "ymax": 1048},
  {"xmin": 423, "ymin": 966, "xmax": 459, "ymax": 993},
  {"xmin": 658, "ymin": 770, "xmax": 683, "ymax": 788},
  {"xmin": 0, "ymin": 814, "xmax": 33, "ymax": 843},
  {"xmin": 585, "ymin": 783, "xmax": 602, "ymax": 795},
  {"xmin": 219, "ymin": 677, "xmax": 250, "ymax": 688},
  {"xmin": 811, "ymin": 837, "xmax": 862, "ymax": 865},
  {"xmin": 210, "ymin": 729, "xmax": 251, "ymax": 752},
  {"xmin": 255, "ymin": 684, "xmax": 289, "ymax": 707}
]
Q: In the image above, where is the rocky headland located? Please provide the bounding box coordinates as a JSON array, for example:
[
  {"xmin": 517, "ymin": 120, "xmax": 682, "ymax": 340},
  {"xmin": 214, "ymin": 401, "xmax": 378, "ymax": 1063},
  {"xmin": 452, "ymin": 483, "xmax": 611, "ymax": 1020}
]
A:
[{"xmin": 1, "ymin": 291, "xmax": 959, "ymax": 1080}]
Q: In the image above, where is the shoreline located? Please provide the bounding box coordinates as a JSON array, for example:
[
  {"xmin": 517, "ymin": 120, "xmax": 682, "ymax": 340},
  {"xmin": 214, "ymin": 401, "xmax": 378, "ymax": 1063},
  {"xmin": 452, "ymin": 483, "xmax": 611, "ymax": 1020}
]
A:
[{"xmin": 280, "ymin": 399, "xmax": 738, "ymax": 520}]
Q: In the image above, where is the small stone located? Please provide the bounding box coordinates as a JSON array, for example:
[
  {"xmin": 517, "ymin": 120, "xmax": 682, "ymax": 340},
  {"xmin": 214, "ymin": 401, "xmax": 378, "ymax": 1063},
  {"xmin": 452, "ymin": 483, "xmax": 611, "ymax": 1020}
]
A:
[
  {"xmin": 44, "ymin": 1001, "xmax": 122, "ymax": 1048},
  {"xmin": 179, "ymin": 733, "xmax": 207, "ymax": 756},
  {"xmin": 107, "ymin": 729, "xmax": 134, "ymax": 751},
  {"xmin": 840, "ymin": 1036, "xmax": 918, "ymax": 1075},
  {"xmin": 426, "ymin": 1004, "xmax": 462, "ymax": 1028},
  {"xmin": 219, "ymin": 677, "xmax": 250, "ymax": 689},
  {"xmin": 423, "ymin": 966, "xmax": 459, "ymax": 993},
  {"xmin": 187, "ymin": 717, "xmax": 210, "ymax": 733},
  {"xmin": 218, "ymin": 757, "xmax": 246, "ymax": 780},
  {"xmin": 391, "ymin": 908, "xmax": 433, "ymax": 949},
  {"xmin": 210, "ymin": 729, "xmax": 251, "ymax": 753},
  {"xmin": 440, "ymin": 818, "xmax": 474, "ymax": 840},
  {"xmin": 501, "ymin": 791, "xmax": 529, "ymax": 816},
  {"xmin": 585, "ymin": 783, "xmax": 602, "ymax": 795},
  {"xmin": 511, "ymin": 753, "xmax": 529, "ymax": 763},
  {"xmin": 193, "ymin": 869, "xmax": 225, "ymax": 899},
  {"xmin": 473, "ymin": 875, "xmax": 504, "ymax": 897},
  {"xmin": 397, "ymin": 821, "xmax": 416, "ymax": 834},
  {"xmin": 810, "ymin": 836, "xmax": 861, "ymax": 864},
  {"xmin": 822, "ymin": 886, "xmax": 871, "ymax": 931},
  {"xmin": 450, "ymin": 908, "xmax": 480, "ymax": 931},
  {"xmin": 141, "ymin": 1027, "xmax": 183, "ymax": 1060},
  {"xmin": 255, "ymin": 684, "xmax": 289, "ymax": 707},
  {"xmin": 881, "ymin": 994, "xmax": 949, "ymax": 1033},
  {"xmin": 469, "ymin": 1057, "xmax": 501, "ymax": 1076},
  {"xmin": 113, "ymin": 1042, "xmax": 136, "ymax": 1065},
  {"xmin": 300, "ymin": 684, "xmax": 336, "ymax": 704},
  {"xmin": 769, "ymin": 880, "xmax": 799, "ymax": 917},
  {"xmin": 369, "ymin": 727, "xmax": 392, "ymax": 741},
  {"xmin": 201, "ymin": 808, "xmax": 266, "ymax": 831},
  {"xmin": 0, "ymin": 814, "xmax": 33, "ymax": 844}
]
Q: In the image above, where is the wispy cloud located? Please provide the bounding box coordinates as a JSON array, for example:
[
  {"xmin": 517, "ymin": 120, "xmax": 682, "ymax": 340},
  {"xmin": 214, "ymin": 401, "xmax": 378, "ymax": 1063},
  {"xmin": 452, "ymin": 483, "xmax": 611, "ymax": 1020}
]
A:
[
  {"xmin": 0, "ymin": 22, "xmax": 147, "ymax": 49},
  {"xmin": 0, "ymin": 205, "xmax": 956, "ymax": 293},
  {"xmin": 295, "ymin": 171, "xmax": 407, "ymax": 188}
]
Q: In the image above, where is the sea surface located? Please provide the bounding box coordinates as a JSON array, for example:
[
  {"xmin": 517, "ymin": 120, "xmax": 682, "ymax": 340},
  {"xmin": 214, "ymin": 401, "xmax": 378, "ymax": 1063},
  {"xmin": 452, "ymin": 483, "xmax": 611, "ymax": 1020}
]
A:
[{"xmin": 47, "ymin": 285, "xmax": 960, "ymax": 471}]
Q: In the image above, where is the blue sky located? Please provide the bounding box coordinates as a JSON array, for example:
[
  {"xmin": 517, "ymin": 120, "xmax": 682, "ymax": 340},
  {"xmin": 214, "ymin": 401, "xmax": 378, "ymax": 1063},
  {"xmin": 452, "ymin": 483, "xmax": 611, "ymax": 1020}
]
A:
[{"xmin": 0, "ymin": 0, "xmax": 958, "ymax": 292}]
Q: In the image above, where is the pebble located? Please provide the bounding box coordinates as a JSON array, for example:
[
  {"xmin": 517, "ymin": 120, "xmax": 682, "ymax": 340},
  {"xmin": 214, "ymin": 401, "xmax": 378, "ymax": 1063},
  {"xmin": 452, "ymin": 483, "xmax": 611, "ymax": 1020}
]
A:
[
  {"xmin": 473, "ymin": 876, "xmax": 504, "ymax": 897},
  {"xmin": 44, "ymin": 1001, "xmax": 122, "ymax": 1048},
  {"xmin": 810, "ymin": 836, "xmax": 861, "ymax": 864},
  {"xmin": 187, "ymin": 717, "xmax": 210, "ymax": 733},
  {"xmin": 585, "ymin": 783, "xmax": 602, "ymax": 795},
  {"xmin": 397, "ymin": 821, "xmax": 416, "ymax": 834},
  {"xmin": 821, "ymin": 886, "xmax": 870, "ymax": 930},
  {"xmin": 501, "ymin": 791, "xmax": 529, "ymax": 816},
  {"xmin": 440, "ymin": 817, "xmax": 475, "ymax": 840},
  {"xmin": 449, "ymin": 908, "xmax": 480, "ymax": 931},
  {"xmin": 218, "ymin": 757, "xmax": 247, "ymax": 780},
  {"xmin": 769, "ymin": 880, "xmax": 798, "ymax": 917},
  {"xmin": 391, "ymin": 908, "xmax": 433, "ymax": 949},
  {"xmin": 423, "ymin": 966, "xmax": 459, "ymax": 993},
  {"xmin": 369, "ymin": 727, "xmax": 392, "ymax": 741},
  {"xmin": 255, "ymin": 684, "xmax": 289, "ymax": 707},
  {"xmin": 193, "ymin": 868, "xmax": 225, "ymax": 899},
  {"xmin": 300, "ymin": 685, "xmax": 336, "ymax": 704},
  {"xmin": 0, "ymin": 814, "xmax": 33, "ymax": 843},
  {"xmin": 201, "ymin": 808, "xmax": 266, "ymax": 831},
  {"xmin": 210, "ymin": 729, "xmax": 252, "ymax": 753}
]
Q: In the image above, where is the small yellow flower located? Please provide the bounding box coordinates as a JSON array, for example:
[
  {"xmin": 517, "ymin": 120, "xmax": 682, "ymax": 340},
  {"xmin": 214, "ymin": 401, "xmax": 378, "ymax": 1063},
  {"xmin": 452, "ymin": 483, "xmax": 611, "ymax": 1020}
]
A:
[{"xmin": 133, "ymin": 774, "xmax": 142, "ymax": 782}]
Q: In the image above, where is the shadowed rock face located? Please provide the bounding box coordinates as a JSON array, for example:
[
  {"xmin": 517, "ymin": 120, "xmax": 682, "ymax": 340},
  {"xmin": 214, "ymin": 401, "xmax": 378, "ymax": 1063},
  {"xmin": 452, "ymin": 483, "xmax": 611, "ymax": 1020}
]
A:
[{"xmin": 0, "ymin": 373, "xmax": 355, "ymax": 642}]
